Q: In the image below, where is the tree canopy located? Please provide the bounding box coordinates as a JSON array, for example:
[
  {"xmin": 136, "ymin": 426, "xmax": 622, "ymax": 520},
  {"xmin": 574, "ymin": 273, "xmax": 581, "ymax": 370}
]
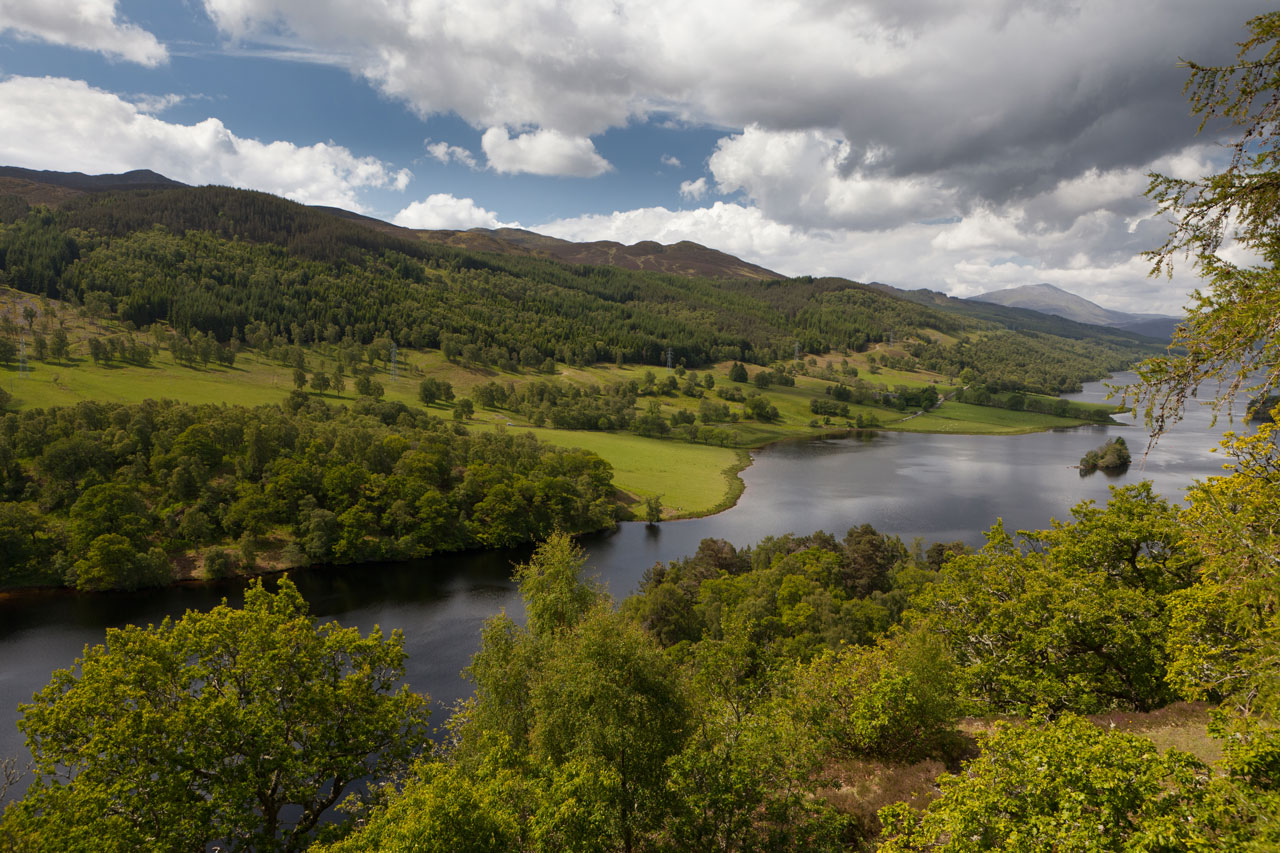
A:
[
  {"xmin": 1, "ymin": 579, "xmax": 429, "ymax": 852},
  {"xmin": 1138, "ymin": 11, "xmax": 1280, "ymax": 434}
]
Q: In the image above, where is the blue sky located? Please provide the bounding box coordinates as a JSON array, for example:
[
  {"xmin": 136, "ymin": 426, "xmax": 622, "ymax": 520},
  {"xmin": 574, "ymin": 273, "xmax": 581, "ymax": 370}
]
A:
[{"xmin": 0, "ymin": 0, "xmax": 1272, "ymax": 313}]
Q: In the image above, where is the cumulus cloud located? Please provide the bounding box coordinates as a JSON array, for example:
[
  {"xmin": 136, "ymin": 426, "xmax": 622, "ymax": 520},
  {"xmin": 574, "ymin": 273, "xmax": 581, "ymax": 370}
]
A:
[
  {"xmin": 709, "ymin": 126, "xmax": 957, "ymax": 231},
  {"xmin": 541, "ymin": 202, "xmax": 803, "ymax": 270},
  {"xmin": 660, "ymin": 154, "xmax": 681, "ymax": 168},
  {"xmin": 679, "ymin": 177, "xmax": 707, "ymax": 201},
  {"xmin": 480, "ymin": 127, "xmax": 611, "ymax": 177},
  {"xmin": 425, "ymin": 139, "xmax": 478, "ymax": 169},
  {"xmin": 199, "ymin": 0, "xmax": 1259, "ymax": 194},
  {"xmin": 0, "ymin": 76, "xmax": 410, "ymax": 210},
  {"xmin": 392, "ymin": 193, "xmax": 516, "ymax": 230},
  {"xmin": 0, "ymin": 0, "xmax": 167, "ymax": 66}
]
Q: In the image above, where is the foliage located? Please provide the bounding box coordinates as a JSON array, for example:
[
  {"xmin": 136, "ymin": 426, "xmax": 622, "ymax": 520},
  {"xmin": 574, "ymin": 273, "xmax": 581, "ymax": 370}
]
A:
[
  {"xmin": 1136, "ymin": 12, "xmax": 1280, "ymax": 433},
  {"xmin": 1122, "ymin": 17, "xmax": 1280, "ymax": 842},
  {"xmin": 1, "ymin": 579, "xmax": 429, "ymax": 852},
  {"xmin": 0, "ymin": 397, "xmax": 617, "ymax": 588},
  {"xmin": 452, "ymin": 537, "xmax": 693, "ymax": 850},
  {"xmin": 1078, "ymin": 435, "xmax": 1131, "ymax": 474},
  {"xmin": 1166, "ymin": 421, "xmax": 1280, "ymax": 718},
  {"xmin": 791, "ymin": 632, "xmax": 960, "ymax": 763},
  {"xmin": 877, "ymin": 714, "xmax": 1245, "ymax": 852},
  {"xmin": 336, "ymin": 534, "xmax": 851, "ymax": 852},
  {"xmin": 513, "ymin": 531, "xmax": 602, "ymax": 638},
  {"xmin": 910, "ymin": 484, "xmax": 1199, "ymax": 713}
]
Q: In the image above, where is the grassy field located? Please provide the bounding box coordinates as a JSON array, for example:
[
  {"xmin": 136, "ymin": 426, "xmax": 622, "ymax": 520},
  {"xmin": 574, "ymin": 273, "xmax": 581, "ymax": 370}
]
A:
[
  {"xmin": 896, "ymin": 401, "xmax": 1110, "ymax": 434},
  {"xmin": 469, "ymin": 422, "xmax": 746, "ymax": 518},
  {"xmin": 0, "ymin": 287, "xmax": 1127, "ymax": 519}
]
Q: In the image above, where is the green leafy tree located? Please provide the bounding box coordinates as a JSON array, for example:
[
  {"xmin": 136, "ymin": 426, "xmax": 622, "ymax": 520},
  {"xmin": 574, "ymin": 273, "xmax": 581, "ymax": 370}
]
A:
[
  {"xmin": 878, "ymin": 714, "xmax": 1242, "ymax": 852},
  {"xmin": 909, "ymin": 484, "xmax": 1197, "ymax": 713},
  {"xmin": 1138, "ymin": 11, "xmax": 1280, "ymax": 433},
  {"xmin": 514, "ymin": 531, "xmax": 602, "ymax": 638},
  {"xmin": 791, "ymin": 632, "xmax": 959, "ymax": 763},
  {"xmin": 418, "ymin": 377, "xmax": 454, "ymax": 406},
  {"xmin": 316, "ymin": 753, "xmax": 529, "ymax": 853},
  {"xmin": 643, "ymin": 493, "xmax": 662, "ymax": 524},
  {"xmin": 68, "ymin": 533, "xmax": 169, "ymax": 592},
  {"xmin": 1131, "ymin": 20, "xmax": 1280, "ymax": 842},
  {"xmin": 1, "ymin": 579, "xmax": 429, "ymax": 853}
]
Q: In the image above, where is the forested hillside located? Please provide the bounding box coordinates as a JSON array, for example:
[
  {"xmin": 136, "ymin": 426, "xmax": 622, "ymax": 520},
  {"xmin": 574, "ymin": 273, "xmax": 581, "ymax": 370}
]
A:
[{"xmin": 0, "ymin": 183, "xmax": 1161, "ymax": 393}]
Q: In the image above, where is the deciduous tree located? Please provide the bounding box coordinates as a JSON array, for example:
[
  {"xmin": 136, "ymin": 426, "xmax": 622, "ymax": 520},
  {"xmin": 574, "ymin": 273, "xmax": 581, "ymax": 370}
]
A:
[{"xmin": 1, "ymin": 580, "xmax": 429, "ymax": 852}]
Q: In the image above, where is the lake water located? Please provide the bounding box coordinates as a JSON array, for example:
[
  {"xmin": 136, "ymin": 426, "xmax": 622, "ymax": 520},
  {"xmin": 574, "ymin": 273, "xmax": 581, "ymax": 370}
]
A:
[{"xmin": 0, "ymin": 373, "xmax": 1243, "ymax": 801}]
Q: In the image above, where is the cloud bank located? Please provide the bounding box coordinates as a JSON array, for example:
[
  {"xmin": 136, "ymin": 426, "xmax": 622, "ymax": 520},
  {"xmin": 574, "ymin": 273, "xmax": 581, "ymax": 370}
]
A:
[
  {"xmin": 0, "ymin": 76, "xmax": 410, "ymax": 211},
  {"xmin": 194, "ymin": 0, "xmax": 1266, "ymax": 310}
]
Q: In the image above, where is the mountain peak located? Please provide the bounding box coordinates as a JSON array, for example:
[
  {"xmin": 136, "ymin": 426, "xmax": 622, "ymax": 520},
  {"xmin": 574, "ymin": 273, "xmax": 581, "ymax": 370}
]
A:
[{"xmin": 971, "ymin": 282, "xmax": 1180, "ymax": 339}]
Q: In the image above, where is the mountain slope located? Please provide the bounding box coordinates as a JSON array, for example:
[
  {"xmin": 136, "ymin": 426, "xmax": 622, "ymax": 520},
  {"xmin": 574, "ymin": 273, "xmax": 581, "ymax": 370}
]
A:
[
  {"xmin": 412, "ymin": 227, "xmax": 783, "ymax": 280},
  {"xmin": 972, "ymin": 282, "xmax": 1180, "ymax": 339}
]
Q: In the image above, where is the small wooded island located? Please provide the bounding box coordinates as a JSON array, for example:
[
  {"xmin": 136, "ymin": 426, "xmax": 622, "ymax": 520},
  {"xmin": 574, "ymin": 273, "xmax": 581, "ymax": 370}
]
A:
[{"xmin": 1079, "ymin": 436, "xmax": 1131, "ymax": 474}]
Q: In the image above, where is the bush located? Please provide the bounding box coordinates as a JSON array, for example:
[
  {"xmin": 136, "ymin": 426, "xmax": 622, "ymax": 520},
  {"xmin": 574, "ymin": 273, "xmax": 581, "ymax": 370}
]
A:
[{"xmin": 792, "ymin": 634, "xmax": 960, "ymax": 763}]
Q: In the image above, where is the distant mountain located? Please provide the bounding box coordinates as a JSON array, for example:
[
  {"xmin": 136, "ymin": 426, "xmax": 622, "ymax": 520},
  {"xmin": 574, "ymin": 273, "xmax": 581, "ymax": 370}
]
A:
[
  {"xmin": 413, "ymin": 227, "xmax": 784, "ymax": 281},
  {"xmin": 971, "ymin": 283, "xmax": 1180, "ymax": 340},
  {"xmin": 1, "ymin": 168, "xmax": 780, "ymax": 281},
  {"xmin": 0, "ymin": 166, "xmax": 185, "ymax": 208}
]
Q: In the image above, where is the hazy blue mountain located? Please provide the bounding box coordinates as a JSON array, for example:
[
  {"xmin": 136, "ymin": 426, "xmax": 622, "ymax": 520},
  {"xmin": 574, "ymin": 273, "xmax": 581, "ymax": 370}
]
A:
[{"xmin": 972, "ymin": 283, "xmax": 1180, "ymax": 340}]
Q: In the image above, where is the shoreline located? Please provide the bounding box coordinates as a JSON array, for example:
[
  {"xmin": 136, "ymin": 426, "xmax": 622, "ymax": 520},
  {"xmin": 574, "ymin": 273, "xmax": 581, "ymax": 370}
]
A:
[{"xmin": 0, "ymin": 407, "xmax": 1125, "ymax": 597}]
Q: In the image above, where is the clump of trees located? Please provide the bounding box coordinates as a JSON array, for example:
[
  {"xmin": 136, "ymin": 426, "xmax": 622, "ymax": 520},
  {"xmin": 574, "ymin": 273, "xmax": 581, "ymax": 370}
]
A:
[
  {"xmin": 0, "ymin": 397, "xmax": 618, "ymax": 590},
  {"xmin": 1079, "ymin": 435, "xmax": 1131, "ymax": 473}
]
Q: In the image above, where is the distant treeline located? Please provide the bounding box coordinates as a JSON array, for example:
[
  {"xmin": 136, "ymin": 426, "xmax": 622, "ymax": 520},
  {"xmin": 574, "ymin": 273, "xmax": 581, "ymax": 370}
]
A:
[
  {"xmin": 951, "ymin": 385, "xmax": 1115, "ymax": 420},
  {"xmin": 0, "ymin": 396, "xmax": 617, "ymax": 590}
]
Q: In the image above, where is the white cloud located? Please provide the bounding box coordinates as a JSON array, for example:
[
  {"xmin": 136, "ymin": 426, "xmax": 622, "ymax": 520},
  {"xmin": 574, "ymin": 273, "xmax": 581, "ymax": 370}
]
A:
[
  {"xmin": 198, "ymin": 0, "xmax": 1257, "ymax": 171},
  {"xmin": 128, "ymin": 92, "xmax": 185, "ymax": 114},
  {"xmin": 425, "ymin": 139, "xmax": 478, "ymax": 170},
  {"xmin": 679, "ymin": 177, "xmax": 707, "ymax": 201},
  {"xmin": 480, "ymin": 127, "xmax": 611, "ymax": 177},
  {"xmin": 540, "ymin": 202, "xmax": 801, "ymax": 267},
  {"xmin": 709, "ymin": 125, "xmax": 957, "ymax": 231},
  {"xmin": 0, "ymin": 76, "xmax": 410, "ymax": 211},
  {"xmin": 660, "ymin": 154, "xmax": 681, "ymax": 168},
  {"xmin": 392, "ymin": 193, "xmax": 516, "ymax": 230},
  {"xmin": 0, "ymin": 0, "xmax": 167, "ymax": 66}
]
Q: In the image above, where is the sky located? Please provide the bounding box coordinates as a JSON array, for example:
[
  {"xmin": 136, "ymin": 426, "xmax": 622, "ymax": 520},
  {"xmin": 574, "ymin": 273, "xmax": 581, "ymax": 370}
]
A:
[{"xmin": 0, "ymin": 0, "xmax": 1270, "ymax": 315}]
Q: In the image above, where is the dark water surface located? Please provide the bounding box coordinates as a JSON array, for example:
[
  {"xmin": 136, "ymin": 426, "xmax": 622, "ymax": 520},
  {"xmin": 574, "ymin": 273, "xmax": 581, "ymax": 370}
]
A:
[{"xmin": 0, "ymin": 373, "xmax": 1242, "ymax": 801}]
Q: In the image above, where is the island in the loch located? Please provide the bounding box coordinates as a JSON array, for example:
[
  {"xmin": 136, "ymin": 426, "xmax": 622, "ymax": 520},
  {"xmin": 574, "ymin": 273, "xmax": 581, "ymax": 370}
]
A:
[{"xmin": 1078, "ymin": 435, "xmax": 1132, "ymax": 475}]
